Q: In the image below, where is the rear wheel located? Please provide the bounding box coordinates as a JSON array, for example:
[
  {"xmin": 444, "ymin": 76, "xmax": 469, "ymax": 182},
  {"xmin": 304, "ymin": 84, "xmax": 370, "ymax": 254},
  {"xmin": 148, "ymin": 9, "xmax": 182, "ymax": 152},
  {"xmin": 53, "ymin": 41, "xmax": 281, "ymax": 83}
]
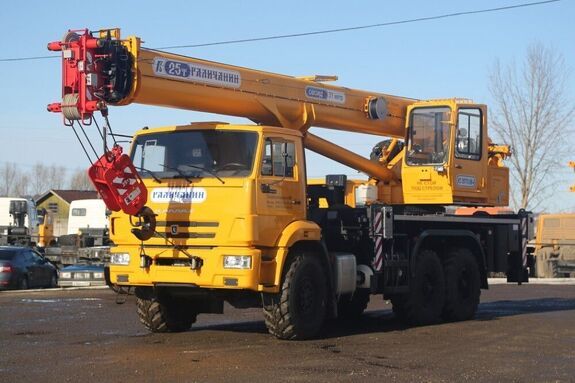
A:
[
  {"xmin": 263, "ymin": 254, "xmax": 327, "ymax": 340},
  {"xmin": 135, "ymin": 287, "xmax": 197, "ymax": 333},
  {"xmin": 393, "ymin": 250, "xmax": 445, "ymax": 325},
  {"xmin": 18, "ymin": 276, "xmax": 28, "ymax": 290},
  {"xmin": 442, "ymin": 249, "xmax": 480, "ymax": 321}
]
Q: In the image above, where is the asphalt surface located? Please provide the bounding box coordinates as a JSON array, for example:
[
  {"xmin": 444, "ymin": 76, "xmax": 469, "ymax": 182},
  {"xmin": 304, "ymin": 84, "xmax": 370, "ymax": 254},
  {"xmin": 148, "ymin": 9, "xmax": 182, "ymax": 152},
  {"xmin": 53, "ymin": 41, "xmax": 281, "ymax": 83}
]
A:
[{"xmin": 0, "ymin": 282, "xmax": 574, "ymax": 383}]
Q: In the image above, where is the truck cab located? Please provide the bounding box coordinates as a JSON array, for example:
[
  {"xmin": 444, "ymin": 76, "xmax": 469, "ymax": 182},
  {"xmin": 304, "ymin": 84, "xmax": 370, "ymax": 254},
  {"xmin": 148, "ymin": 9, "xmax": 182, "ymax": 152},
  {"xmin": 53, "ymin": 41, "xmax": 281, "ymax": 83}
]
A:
[
  {"xmin": 110, "ymin": 122, "xmax": 314, "ymax": 291},
  {"xmin": 0, "ymin": 198, "xmax": 40, "ymax": 246}
]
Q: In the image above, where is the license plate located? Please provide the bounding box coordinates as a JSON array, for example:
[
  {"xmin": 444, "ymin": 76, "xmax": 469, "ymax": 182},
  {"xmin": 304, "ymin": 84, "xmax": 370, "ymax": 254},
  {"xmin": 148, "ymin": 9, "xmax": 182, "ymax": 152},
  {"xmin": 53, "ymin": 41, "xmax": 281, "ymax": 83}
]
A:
[
  {"xmin": 74, "ymin": 273, "xmax": 91, "ymax": 279},
  {"xmin": 72, "ymin": 281, "xmax": 90, "ymax": 287}
]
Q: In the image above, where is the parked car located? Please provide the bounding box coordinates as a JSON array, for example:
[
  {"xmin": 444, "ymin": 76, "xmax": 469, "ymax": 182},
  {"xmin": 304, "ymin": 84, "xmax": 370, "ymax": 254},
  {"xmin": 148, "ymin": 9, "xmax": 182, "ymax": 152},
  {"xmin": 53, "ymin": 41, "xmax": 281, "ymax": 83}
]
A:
[
  {"xmin": 58, "ymin": 263, "xmax": 106, "ymax": 287},
  {"xmin": 0, "ymin": 246, "xmax": 58, "ymax": 290}
]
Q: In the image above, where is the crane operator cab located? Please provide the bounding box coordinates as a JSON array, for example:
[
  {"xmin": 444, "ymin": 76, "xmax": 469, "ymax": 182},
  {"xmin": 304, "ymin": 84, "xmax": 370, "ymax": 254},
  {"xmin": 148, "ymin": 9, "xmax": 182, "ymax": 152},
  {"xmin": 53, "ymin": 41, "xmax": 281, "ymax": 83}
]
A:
[{"xmin": 401, "ymin": 99, "xmax": 509, "ymax": 206}]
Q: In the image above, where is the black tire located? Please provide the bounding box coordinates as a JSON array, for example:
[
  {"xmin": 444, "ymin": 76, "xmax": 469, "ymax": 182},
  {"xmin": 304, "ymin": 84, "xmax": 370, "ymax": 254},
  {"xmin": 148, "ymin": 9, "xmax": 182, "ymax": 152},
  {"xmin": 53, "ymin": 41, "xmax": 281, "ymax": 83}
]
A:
[
  {"xmin": 370, "ymin": 139, "xmax": 404, "ymax": 163},
  {"xmin": 442, "ymin": 249, "xmax": 481, "ymax": 322},
  {"xmin": 337, "ymin": 289, "xmax": 370, "ymax": 320},
  {"xmin": 110, "ymin": 284, "xmax": 131, "ymax": 294},
  {"xmin": 550, "ymin": 261, "xmax": 563, "ymax": 278},
  {"xmin": 394, "ymin": 250, "xmax": 445, "ymax": 326},
  {"xmin": 49, "ymin": 273, "xmax": 58, "ymax": 288},
  {"xmin": 18, "ymin": 276, "xmax": 29, "ymax": 290},
  {"xmin": 135, "ymin": 287, "xmax": 197, "ymax": 333},
  {"xmin": 263, "ymin": 255, "xmax": 328, "ymax": 340}
]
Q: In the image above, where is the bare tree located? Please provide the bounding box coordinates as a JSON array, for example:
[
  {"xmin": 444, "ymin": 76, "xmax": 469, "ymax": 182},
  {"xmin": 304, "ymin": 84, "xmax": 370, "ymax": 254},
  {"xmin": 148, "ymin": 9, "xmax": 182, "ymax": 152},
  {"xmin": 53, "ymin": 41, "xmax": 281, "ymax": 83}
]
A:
[
  {"xmin": 68, "ymin": 169, "xmax": 94, "ymax": 191},
  {"xmin": 489, "ymin": 43, "xmax": 575, "ymax": 210},
  {"xmin": 12, "ymin": 173, "xmax": 30, "ymax": 197},
  {"xmin": 28, "ymin": 163, "xmax": 67, "ymax": 196},
  {"xmin": 0, "ymin": 162, "xmax": 18, "ymax": 196},
  {"xmin": 48, "ymin": 165, "xmax": 67, "ymax": 190}
]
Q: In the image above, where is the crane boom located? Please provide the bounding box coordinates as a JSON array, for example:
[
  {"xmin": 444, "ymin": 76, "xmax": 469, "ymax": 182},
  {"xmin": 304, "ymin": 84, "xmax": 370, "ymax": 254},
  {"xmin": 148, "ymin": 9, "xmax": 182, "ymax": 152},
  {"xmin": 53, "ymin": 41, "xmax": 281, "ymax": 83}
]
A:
[
  {"xmin": 47, "ymin": 29, "xmax": 414, "ymax": 143},
  {"xmin": 130, "ymin": 47, "xmax": 415, "ymax": 137}
]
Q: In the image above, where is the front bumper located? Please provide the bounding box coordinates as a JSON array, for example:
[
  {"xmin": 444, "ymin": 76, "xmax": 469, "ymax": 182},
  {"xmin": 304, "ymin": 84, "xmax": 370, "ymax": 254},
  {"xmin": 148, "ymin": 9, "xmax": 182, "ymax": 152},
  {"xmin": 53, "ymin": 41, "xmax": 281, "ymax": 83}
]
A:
[
  {"xmin": 110, "ymin": 246, "xmax": 276, "ymax": 292},
  {"xmin": 58, "ymin": 279, "xmax": 107, "ymax": 287}
]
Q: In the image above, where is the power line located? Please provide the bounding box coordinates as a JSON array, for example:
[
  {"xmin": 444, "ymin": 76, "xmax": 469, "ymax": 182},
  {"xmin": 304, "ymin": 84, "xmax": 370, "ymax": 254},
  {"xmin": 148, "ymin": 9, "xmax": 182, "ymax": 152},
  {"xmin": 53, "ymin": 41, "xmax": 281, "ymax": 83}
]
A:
[
  {"xmin": 0, "ymin": 0, "xmax": 560, "ymax": 62},
  {"xmin": 157, "ymin": 0, "xmax": 560, "ymax": 50}
]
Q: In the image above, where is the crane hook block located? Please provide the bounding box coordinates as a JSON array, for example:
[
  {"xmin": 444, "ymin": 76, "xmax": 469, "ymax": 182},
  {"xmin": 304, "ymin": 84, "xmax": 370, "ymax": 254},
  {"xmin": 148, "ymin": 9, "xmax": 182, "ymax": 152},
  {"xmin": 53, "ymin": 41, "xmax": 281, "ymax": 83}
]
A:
[{"xmin": 87, "ymin": 146, "xmax": 148, "ymax": 216}]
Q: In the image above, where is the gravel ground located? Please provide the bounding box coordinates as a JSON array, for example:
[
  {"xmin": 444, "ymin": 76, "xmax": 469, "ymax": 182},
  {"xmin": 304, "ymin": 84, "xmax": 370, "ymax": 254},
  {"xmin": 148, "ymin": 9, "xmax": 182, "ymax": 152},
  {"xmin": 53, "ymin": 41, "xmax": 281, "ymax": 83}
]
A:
[{"xmin": 0, "ymin": 283, "xmax": 574, "ymax": 382}]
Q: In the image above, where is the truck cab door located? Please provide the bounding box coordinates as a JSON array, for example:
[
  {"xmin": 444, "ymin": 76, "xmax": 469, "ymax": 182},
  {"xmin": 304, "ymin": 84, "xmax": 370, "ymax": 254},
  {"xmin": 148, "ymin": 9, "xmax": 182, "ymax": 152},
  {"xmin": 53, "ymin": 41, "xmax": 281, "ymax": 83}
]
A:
[
  {"xmin": 451, "ymin": 106, "xmax": 488, "ymax": 203},
  {"xmin": 256, "ymin": 136, "xmax": 306, "ymax": 247}
]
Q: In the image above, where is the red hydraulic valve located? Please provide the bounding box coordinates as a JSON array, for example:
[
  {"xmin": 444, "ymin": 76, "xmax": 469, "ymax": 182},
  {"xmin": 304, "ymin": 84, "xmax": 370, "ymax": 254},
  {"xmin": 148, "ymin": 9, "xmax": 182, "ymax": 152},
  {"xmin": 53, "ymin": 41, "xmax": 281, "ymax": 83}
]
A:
[{"xmin": 88, "ymin": 146, "xmax": 147, "ymax": 216}]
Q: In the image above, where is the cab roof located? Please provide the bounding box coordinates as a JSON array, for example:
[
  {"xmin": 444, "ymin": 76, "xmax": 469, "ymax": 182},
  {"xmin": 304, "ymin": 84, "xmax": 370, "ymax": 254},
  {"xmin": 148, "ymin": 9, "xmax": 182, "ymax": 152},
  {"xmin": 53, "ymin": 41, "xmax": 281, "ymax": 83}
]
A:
[{"xmin": 134, "ymin": 122, "xmax": 303, "ymax": 138}]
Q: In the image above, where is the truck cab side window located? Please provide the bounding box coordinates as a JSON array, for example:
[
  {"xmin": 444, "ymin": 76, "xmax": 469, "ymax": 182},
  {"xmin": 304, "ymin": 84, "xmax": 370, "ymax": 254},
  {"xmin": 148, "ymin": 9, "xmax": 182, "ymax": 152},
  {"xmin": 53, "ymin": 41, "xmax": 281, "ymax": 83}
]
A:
[
  {"xmin": 456, "ymin": 108, "xmax": 482, "ymax": 160},
  {"xmin": 261, "ymin": 138, "xmax": 295, "ymax": 178}
]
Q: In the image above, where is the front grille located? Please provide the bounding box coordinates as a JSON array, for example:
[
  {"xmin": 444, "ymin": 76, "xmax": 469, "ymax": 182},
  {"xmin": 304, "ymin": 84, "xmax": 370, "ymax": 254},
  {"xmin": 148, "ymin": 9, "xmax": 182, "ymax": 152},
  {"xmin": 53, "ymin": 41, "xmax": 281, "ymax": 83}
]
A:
[{"xmin": 156, "ymin": 258, "xmax": 196, "ymax": 267}]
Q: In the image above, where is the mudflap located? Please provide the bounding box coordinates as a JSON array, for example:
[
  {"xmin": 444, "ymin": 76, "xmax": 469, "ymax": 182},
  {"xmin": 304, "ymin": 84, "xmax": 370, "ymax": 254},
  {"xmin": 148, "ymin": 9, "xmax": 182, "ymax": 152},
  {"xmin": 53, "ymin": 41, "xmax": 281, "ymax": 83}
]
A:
[{"xmin": 507, "ymin": 209, "xmax": 532, "ymax": 284}]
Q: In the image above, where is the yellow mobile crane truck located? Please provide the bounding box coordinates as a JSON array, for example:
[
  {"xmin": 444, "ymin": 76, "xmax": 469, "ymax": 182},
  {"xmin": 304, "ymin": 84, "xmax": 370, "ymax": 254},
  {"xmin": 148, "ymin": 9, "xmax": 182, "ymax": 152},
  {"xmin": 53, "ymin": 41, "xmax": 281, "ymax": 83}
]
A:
[{"xmin": 48, "ymin": 28, "xmax": 532, "ymax": 339}]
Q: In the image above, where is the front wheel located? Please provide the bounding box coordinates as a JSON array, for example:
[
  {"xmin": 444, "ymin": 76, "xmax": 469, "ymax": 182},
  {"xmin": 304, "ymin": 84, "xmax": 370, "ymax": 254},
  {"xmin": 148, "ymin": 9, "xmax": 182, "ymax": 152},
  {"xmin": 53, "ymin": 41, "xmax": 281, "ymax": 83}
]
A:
[
  {"xmin": 135, "ymin": 288, "xmax": 197, "ymax": 333},
  {"xmin": 263, "ymin": 254, "xmax": 327, "ymax": 340},
  {"xmin": 49, "ymin": 273, "xmax": 58, "ymax": 288}
]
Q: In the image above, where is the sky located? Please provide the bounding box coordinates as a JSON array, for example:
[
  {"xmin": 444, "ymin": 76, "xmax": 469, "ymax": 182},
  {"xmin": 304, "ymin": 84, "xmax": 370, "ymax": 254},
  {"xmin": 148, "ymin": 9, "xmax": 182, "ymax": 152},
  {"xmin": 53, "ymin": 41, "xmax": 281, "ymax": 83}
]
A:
[{"xmin": 0, "ymin": 0, "xmax": 574, "ymax": 212}]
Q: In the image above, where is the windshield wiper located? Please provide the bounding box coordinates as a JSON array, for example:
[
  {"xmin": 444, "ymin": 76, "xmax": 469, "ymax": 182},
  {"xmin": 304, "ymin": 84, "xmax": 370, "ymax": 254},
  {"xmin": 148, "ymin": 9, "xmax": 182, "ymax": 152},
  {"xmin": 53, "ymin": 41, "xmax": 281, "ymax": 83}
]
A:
[
  {"xmin": 178, "ymin": 163, "xmax": 225, "ymax": 185},
  {"xmin": 134, "ymin": 167, "xmax": 162, "ymax": 183},
  {"xmin": 160, "ymin": 164, "xmax": 194, "ymax": 183}
]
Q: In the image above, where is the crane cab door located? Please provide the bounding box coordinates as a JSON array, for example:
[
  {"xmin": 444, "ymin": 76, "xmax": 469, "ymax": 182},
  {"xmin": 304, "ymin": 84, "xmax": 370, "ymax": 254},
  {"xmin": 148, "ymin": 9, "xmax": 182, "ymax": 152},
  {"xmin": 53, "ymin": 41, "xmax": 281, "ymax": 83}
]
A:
[
  {"xmin": 255, "ymin": 136, "xmax": 306, "ymax": 247},
  {"xmin": 450, "ymin": 106, "xmax": 488, "ymax": 204},
  {"xmin": 401, "ymin": 106, "xmax": 453, "ymax": 204}
]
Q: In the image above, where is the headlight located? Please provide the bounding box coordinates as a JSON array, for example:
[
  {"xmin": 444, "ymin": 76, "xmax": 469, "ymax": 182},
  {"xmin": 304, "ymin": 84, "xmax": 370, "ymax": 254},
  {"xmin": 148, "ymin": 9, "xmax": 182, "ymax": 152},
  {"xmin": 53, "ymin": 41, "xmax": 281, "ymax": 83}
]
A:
[
  {"xmin": 110, "ymin": 253, "xmax": 130, "ymax": 265},
  {"xmin": 223, "ymin": 255, "xmax": 251, "ymax": 269},
  {"xmin": 93, "ymin": 272, "xmax": 104, "ymax": 279},
  {"xmin": 60, "ymin": 272, "xmax": 71, "ymax": 279}
]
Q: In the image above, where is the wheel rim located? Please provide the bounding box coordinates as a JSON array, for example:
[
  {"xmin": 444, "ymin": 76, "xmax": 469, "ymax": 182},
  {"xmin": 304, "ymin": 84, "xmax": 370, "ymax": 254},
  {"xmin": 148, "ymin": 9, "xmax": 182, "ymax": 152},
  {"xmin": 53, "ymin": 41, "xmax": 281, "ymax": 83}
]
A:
[
  {"xmin": 297, "ymin": 277, "xmax": 316, "ymax": 315},
  {"xmin": 422, "ymin": 272, "xmax": 438, "ymax": 306},
  {"xmin": 458, "ymin": 268, "xmax": 471, "ymax": 300}
]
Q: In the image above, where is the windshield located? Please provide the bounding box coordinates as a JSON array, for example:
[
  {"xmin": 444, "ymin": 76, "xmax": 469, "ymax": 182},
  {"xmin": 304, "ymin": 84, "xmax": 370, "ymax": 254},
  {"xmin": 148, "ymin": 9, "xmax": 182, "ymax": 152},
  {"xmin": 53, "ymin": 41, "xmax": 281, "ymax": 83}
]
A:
[
  {"xmin": 131, "ymin": 130, "xmax": 259, "ymax": 179},
  {"xmin": 406, "ymin": 107, "xmax": 451, "ymax": 165}
]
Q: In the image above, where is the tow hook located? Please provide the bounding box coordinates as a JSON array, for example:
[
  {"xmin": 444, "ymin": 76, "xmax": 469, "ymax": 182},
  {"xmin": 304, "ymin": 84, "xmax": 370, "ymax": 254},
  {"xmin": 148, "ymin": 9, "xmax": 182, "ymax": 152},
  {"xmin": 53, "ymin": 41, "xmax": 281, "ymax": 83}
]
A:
[
  {"xmin": 139, "ymin": 254, "xmax": 153, "ymax": 269},
  {"xmin": 190, "ymin": 256, "xmax": 203, "ymax": 270}
]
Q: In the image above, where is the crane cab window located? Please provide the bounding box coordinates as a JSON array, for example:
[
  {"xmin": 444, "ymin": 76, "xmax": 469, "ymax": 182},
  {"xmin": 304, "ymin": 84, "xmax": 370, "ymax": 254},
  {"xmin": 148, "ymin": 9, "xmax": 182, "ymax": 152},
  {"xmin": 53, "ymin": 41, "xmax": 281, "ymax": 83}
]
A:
[
  {"xmin": 406, "ymin": 107, "xmax": 451, "ymax": 165},
  {"xmin": 261, "ymin": 138, "xmax": 295, "ymax": 178},
  {"xmin": 456, "ymin": 108, "xmax": 482, "ymax": 160}
]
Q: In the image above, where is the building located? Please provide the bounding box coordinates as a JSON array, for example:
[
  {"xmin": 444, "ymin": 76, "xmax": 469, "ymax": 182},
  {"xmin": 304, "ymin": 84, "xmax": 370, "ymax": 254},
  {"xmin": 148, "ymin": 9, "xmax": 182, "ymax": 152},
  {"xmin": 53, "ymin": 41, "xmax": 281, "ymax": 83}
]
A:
[{"xmin": 35, "ymin": 190, "xmax": 99, "ymax": 237}]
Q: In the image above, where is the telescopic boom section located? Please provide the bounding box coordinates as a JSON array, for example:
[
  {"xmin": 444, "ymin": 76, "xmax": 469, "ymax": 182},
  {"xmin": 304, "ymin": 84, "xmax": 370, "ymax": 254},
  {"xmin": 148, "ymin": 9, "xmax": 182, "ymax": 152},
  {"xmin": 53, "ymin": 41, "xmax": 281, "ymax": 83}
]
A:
[{"xmin": 47, "ymin": 29, "xmax": 415, "ymax": 180}]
